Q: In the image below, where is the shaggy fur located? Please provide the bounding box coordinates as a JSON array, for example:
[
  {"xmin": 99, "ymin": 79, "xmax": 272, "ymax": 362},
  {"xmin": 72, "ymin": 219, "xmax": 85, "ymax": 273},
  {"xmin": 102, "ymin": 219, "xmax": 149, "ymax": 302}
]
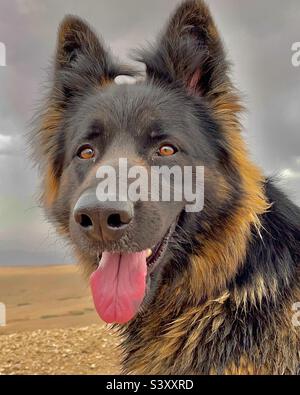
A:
[{"xmin": 31, "ymin": 0, "xmax": 300, "ymax": 374}]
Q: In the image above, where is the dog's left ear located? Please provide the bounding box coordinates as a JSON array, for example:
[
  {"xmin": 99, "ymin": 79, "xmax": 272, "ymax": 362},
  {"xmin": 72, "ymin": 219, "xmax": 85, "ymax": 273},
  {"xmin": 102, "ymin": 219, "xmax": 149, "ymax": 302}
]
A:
[
  {"xmin": 54, "ymin": 16, "xmax": 133, "ymax": 102},
  {"xmin": 56, "ymin": 16, "xmax": 108, "ymax": 71},
  {"xmin": 137, "ymin": 0, "xmax": 233, "ymax": 102},
  {"xmin": 33, "ymin": 17, "xmax": 134, "ymax": 208}
]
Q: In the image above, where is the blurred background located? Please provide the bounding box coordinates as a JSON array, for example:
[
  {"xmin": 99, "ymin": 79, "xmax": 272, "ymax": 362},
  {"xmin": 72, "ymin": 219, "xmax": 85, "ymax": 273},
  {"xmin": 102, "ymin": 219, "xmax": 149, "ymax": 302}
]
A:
[{"xmin": 0, "ymin": 0, "xmax": 299, "ymax": 266}]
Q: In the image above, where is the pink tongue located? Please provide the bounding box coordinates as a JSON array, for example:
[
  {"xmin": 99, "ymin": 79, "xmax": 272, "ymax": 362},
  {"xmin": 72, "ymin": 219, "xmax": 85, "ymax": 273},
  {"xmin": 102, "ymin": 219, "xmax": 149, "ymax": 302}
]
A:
[{"xmin": 90, "ymin": 251, "xmax": 147, "ymax": 324}]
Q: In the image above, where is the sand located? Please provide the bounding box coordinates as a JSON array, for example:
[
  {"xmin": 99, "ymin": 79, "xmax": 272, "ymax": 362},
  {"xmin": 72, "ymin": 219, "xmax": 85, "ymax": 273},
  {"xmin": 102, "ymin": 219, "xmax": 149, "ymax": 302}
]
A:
[{"xmin": 0, "ymin": 265, "xmax": 121, "ymax": 375}]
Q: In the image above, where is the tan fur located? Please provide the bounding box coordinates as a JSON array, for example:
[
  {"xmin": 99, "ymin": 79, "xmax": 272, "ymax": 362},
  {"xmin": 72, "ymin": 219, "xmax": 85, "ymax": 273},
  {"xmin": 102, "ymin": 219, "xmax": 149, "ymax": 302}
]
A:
[
  {"xmin": 123, "ymin": 281, "xmax": 300, "ymax": 374},
  {"xmin": 188, "ymin": 90, "xmax": 270, "ymax": 302},
  {"xmin": 222, "ymin": 357, "xmax": 266, "ymax": 375},
  {"xmin": 44, "ymin": 164, "xmax": 59, "ymax": 207},
  {"xmin": 120, "ymin": 2, "xmax": 299, "ymax": 375},
  {"xmin": 40, "ymin": 105, "xmax": 63, "ymax": 207}
]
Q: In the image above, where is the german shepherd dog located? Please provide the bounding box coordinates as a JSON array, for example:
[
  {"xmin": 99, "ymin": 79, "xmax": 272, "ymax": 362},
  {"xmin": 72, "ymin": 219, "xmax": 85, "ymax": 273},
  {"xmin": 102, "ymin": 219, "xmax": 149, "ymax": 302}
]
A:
[{"xmin": 31, "ymin": 0, "xmax": 300, "ymax": 374}]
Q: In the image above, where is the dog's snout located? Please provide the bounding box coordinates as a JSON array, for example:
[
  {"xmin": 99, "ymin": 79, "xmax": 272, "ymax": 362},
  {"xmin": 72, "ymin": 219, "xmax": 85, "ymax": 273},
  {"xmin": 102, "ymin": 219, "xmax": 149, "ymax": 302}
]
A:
[{"xmin": 74, "ymin": 190, "xmax": 133, "ymax": 242}]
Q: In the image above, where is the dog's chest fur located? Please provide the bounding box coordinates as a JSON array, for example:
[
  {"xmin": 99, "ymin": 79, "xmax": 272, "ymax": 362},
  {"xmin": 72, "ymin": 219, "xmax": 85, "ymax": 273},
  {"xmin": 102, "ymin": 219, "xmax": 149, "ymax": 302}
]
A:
[
  {"xmin": 121, "ymin": 280, "xmax": 300, "ymax": 375},
  {"xmin": 121, "ymin": 184, "xmax": 300, "ymax": 375}
]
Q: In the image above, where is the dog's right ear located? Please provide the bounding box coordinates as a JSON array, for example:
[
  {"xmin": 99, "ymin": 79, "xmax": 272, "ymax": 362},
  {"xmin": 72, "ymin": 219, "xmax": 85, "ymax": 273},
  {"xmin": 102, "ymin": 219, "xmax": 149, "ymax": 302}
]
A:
[
  {"xmin": 53, "ymin": 16, "xmax": 131, "ymax": 102},
  {"xmin": 136, "ymin": 0, "xmax": 235, "ymax": 106}
]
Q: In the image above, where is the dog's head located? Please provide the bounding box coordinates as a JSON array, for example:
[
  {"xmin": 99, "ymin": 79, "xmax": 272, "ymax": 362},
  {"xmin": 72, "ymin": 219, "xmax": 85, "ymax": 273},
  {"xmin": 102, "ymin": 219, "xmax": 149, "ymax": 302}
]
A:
[{"xmin": 32, "ymin": 1, "xmax": 247, "ymax": 324}]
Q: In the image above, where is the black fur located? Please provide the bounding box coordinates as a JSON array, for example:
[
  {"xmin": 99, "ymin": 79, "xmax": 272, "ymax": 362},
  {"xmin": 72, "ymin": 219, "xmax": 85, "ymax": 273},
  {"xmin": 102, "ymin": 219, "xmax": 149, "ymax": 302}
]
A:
[{"xmin": 31, "ymin": 1, "xmax": 300, "ymax": 374}]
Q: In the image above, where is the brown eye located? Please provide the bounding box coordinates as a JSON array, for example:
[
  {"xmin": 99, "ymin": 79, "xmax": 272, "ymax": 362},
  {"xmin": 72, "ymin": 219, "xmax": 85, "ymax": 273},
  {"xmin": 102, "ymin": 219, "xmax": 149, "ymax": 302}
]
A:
[
  {"xmin": 158, "ymin": 144, "xmax": 177, "ymax": 157},
  {"xmin": 77, "ymin": 145, "xmax": 95, "ymax": 160}
]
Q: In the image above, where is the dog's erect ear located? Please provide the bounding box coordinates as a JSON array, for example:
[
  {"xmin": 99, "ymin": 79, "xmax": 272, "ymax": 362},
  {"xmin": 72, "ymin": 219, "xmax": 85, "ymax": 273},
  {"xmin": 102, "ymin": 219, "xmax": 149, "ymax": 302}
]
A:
[
  {"xmin": 32, "ymin": 17, "xmax": 135, "ymax": 208},
  {"xmin": 56, "ymin": 16, "xmax": 104, "ymax": 70},
  {"xmin": 54, "ymin": 16, "xmax": 132, "ymax": 101},
  {"xmin": 136, "ymin": 0, "xmax": 232, "ymax": 101}
]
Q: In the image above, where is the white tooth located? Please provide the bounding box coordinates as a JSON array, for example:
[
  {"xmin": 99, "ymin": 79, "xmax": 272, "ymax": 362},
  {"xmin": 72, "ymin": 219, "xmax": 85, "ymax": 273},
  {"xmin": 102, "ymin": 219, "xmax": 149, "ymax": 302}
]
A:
[{"xmin": 146, "ymin": 249, "xmax": 153, "ymax": 258}]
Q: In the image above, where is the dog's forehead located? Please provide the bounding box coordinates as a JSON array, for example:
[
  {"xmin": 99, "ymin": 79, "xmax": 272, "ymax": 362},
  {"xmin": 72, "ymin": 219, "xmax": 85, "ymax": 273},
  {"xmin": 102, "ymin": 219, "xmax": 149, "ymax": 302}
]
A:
[
  {"xmin": 105, "ymin": 79, "xmax": 159, "ymax": 101},
  {"xmin": 77, "ymin": 79, "xmax": 195, "ymax": 139},
  {"xmin": 94, "ymin": 81, "xmax": 178, "ymax": 121}
]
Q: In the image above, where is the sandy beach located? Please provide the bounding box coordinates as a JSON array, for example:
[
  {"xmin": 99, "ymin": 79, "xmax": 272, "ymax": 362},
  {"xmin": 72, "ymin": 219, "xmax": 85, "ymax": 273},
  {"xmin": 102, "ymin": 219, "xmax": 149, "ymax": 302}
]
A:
[{"xmin": 0, "ymin": 265, "xmax": 121, "ymax": 374}]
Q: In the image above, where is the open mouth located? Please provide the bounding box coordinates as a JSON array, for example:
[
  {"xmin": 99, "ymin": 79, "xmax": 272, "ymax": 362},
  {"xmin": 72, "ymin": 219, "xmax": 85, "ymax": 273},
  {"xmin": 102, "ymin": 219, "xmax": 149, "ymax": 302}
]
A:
[
  {"xmin": 145, "ymin": 225, "xmax": 174, "ymax": 275},
  {"xmin": 90, "ymin": 223, "xmax": 176, "ymax": 325}
]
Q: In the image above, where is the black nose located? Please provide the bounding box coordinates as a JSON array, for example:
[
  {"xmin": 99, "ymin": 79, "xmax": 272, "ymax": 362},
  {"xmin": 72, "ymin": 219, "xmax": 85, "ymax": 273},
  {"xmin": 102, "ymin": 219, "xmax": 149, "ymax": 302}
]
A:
[{"xmin": 73, "ymin": 190, "xmax": 133, "ymax": 242}]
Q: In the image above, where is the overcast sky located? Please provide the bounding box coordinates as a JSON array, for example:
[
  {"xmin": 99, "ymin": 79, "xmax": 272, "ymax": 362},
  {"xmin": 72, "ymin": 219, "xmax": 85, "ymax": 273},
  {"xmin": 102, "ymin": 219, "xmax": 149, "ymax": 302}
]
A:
[{"xmin": 0, "ymin": 0, "xmax": 299, "ymax": 265}]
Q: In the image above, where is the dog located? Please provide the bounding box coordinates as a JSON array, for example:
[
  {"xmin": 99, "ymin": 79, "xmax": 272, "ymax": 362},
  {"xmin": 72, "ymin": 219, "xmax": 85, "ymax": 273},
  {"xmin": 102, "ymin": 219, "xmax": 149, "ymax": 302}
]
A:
[{"xmin": 31, "ymin": 0, "xmax": 300, "ymax": 374}]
